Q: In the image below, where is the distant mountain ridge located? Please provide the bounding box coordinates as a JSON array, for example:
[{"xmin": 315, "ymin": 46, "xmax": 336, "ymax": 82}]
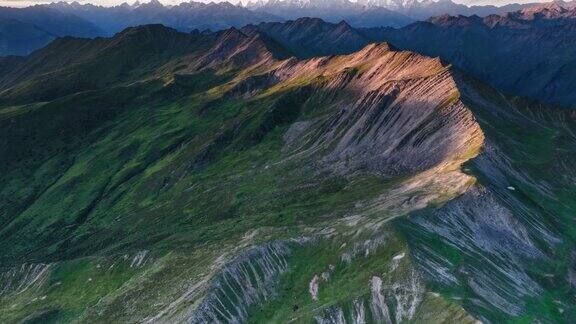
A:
[
  {"xmin": 371, "ymin": 1, "xmax": 576, "ymax": 106},
  {"xmin": 247, "ymin": 0, "xmax": 539, "ymax": 20},
  {"xmin": 0, "ymin": 0, "xmax": 564, "ymax": 56},
  {"xmin": 245, "ymin": 0, "xmax": 414, "ymax": 26},
  {"xmin": 0, "ymin": 18, "xmax": 55, "ymax": 56},
  {"xmin": 241, "ymin": 18, "xmax": 371, "ymax": 57},
  {"xmin": 225, "ymin": 2, "xmax": 576, "ymax": 107},
  {"xmin": 46, "ymin": 0, "xmax": 282, "ymax": 35},
  {"xmin": 0, "ymin": 5, "xmax": 103, "ymax": 37},
  {"xmin": 0, "ymin": 4, "xmax": 103, "ymax": 55},
  {"xmin": 0, "ymin": 0, "xmax": 284, "ymax": 55}
]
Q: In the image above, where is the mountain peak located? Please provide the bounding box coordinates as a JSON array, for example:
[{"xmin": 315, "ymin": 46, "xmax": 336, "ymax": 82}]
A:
[
  {"xmin": 191, "ymin": 26, "xmax": 290, "ymax": 71},
  {"xmin": 356, "ymin": 42, "xmax": 392, "ymax": 56},
  {"xmin": 336, "ymin": 20, "xmax": 352, "ymax": 28},
  {"xmin": 215, "ymin": 26, "xmax": 248, "ymax": 43},
  {"xmin": 519, "ymin": 1, "xmax": 572, "ymax": 18},
  {"xmin": 136, "ymin": 0, "xmax": 164, "ymax": 8},
  {"xmin": 241, "ymin": 17, "xmax": 372, "ymax": 58}
]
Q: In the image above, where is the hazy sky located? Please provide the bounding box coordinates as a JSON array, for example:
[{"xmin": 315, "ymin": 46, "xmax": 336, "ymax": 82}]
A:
[{"xmin": 0, "ymin": 0, "xmax": 550, "ymax": 8}]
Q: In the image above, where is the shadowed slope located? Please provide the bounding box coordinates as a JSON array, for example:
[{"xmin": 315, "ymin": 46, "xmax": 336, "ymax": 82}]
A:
[
  {"xmin": 242, "ymin": 18, "xmax": 371, "ymax": 58},
  {"xmin": 0, "ymin": 25, "xmax": 289, "ymax": 105},
  {"xmin": 0, "ymin": 18, "xmax": 55, "ymax": 56}
]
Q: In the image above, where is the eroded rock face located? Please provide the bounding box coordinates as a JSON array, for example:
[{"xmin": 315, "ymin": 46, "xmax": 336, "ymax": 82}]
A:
[
  {"xmin": 189, "ymin": 241, "xmax": 295, "ymax": 323},
  {"xmin": 0, "ymin": 263, "xmax": 51, "ymax": 297},
  {"xmin": 406, "ymin": 186, "xmax": 544, "ymax": 316},
  {"xmin": 275, "ymin": 44, "xmax": 483, "ymax": 177},
  {"xmin": 398, "ymin": 79, "xmax": 576, "ymax": 322},
  {"xmin": 369, "ymin": 276, "xmax": 392, "ymax": 323},
  {"xmin": 182, "ymin": 43, "xmax": 494, "ymax": 324},
  {"xmin": 314, "ymin": 269, "xmax": 424, "ymax": 324}
]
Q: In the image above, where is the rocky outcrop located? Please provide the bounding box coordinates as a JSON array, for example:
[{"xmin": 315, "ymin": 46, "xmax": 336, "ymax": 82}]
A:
[
  {"xmin": 314, "ymin": 269, "xmax": 423, "ymax": 324},
  {"xmin": 406, "ymin": 186, "xmax": 544, "ymax": 317},
  {"xmin": 189, "ymin": 241, "xmax": 295, "ymax": 323},
  {"xmin": 0, "ymin": 263, "xmax": 51, "ymax": 297}
]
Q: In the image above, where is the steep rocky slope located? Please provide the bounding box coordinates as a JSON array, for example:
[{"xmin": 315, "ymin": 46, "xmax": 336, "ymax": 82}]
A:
[{"xmin": 0, "ymin": 25, "xmax": 574, "ymax": 323}]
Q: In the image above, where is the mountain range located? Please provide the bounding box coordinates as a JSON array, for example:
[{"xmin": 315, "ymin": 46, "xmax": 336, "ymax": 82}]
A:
[
  {"xmin": 0, "ymin": 5, "xmax": 103, "ymax": 55},
  {"xmin": 373, "ymin": 1, "xmax": 576, "ymax": 106},
  {"xmin": 235, "ymin": 2, "xmax": 576, "ymax": 107},
  {"xmin": 1, "ymin": 14, "xmax": 576, "ymax": 323},
  {"xmin": 0, "ymin": 0, "xmax": 282, "ymax": 55},
  {"xmin": 46, "ymin": 0, "xmax": 282, "ymax": 34},
  {"xmin": 0, "ymin": 0, "xmax": 560, "ymax": 56},
  {"xmin": 245, "ymin": 0, "xmax": 413, "ymax": 26},
  {"xmin": 247, "ymin": 0, "xmax": 538, "ymax": 20}
]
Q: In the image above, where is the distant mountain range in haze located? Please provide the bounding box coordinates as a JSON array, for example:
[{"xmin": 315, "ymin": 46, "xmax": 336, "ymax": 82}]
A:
[
  {"xmin": 45, "ymin": 0, "xmax": 281, "ymax": 35},
  {"xmin": 246, "ymin": 0, "xmax": 538, "ymax": 21},
  {"xmin": 0, "ymin": 4, "xmax": 103, "ymax": 55},
  {"xmin": 0, "ymin": 0, "xmax": 553, "ymax": 56}
]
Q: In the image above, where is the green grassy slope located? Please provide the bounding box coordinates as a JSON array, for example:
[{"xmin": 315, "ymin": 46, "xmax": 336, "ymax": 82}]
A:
[{"xmin": 0, "ymin": 25, "xmax": 574, "ymax": 323}]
